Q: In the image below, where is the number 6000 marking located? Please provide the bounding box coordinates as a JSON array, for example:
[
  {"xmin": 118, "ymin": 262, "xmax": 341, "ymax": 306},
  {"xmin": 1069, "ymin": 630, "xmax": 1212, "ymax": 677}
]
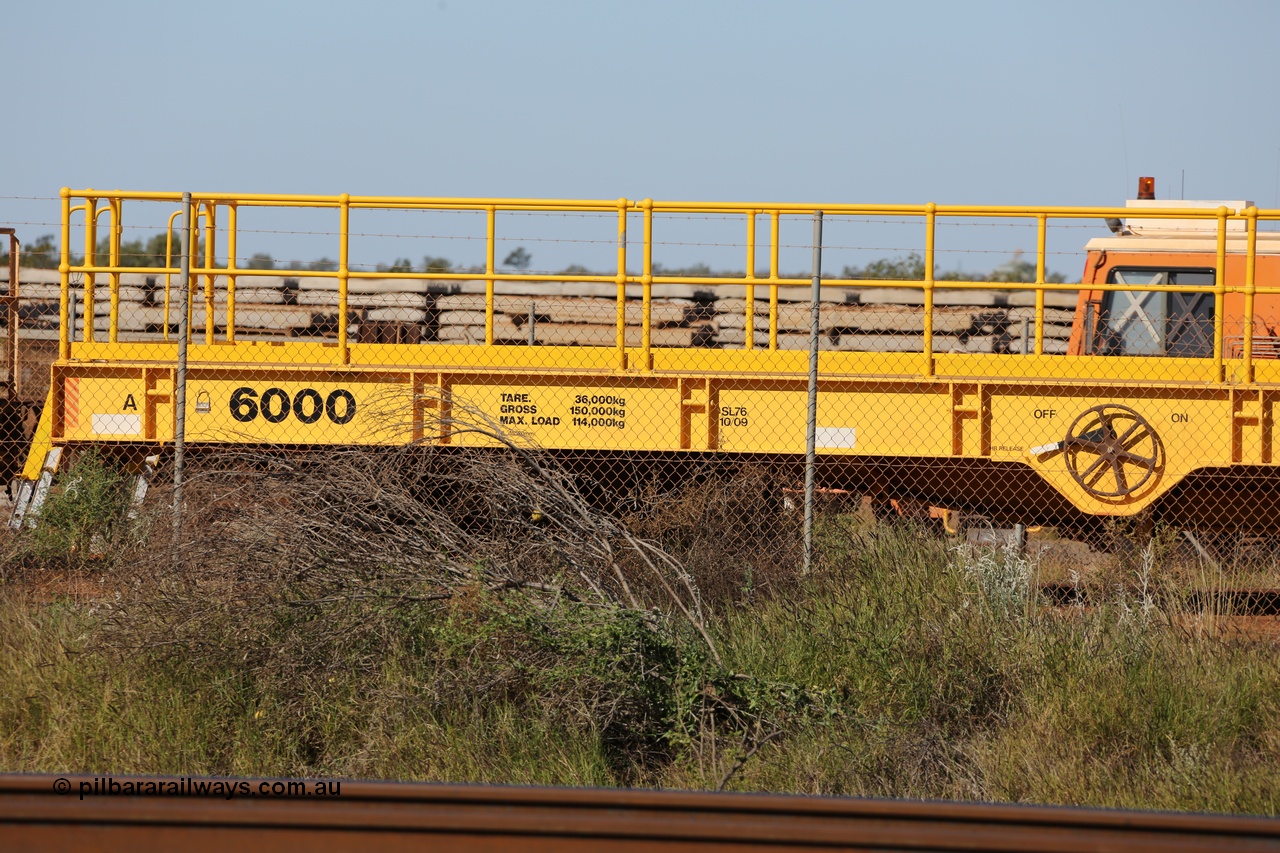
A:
[{"xmin": 229, "ymin": 387, "xmax": 357, "ymax": 425}]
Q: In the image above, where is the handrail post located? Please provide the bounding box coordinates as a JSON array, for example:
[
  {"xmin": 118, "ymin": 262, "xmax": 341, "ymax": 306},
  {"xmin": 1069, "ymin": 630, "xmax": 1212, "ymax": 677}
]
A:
[
  {"xmin": 769, "ymin": 211, "xmax": 780, "ymax": 351},
  {"xmin": 484, "ymin": 205, "xmax": 496, "ymax": 346},
  {"xmin": 744, "ymin": 210, "xmax": 757, "ymax": 351},
  {"xmin": 58, "ymin": 189, "xmax": 71, "ymax": 360},
  {"xmin": 187, "ymin": 206, "xmax": 204, "ymax": 341},
  {"xmin": 615, "ymin": 198, "xmax": 628, "ymax": 371},
  {"xmin": 108, "ymin": 198, "xmax": 121, "ymax": 343},
  {"xmin": 1214, "ymin": 206, "xmax": 1228, "ymax": 381},
  {"xmin": 1243, "ymin": 206, "xmax": 1258, "ymax": 383},
  {"xmin": 923, "ymin": 203, "xmax": 937, "ymax": 377},
  {"xmin": 641, "ymin": 199, "xmax": 653, "ymax": 370},
  {"xmin": 338, "ymin": 194, "xmax": 351, "ymax": 363},
  {"xmin": 162, "ymin": 209, "xmax": 182, "ymax": 342},
  {"xmin": 83, "ymin": 195, "xmax": 97, "ymax": 343},
  {"xmin": 1034, "ymin": 214, "xmax": 1047, "ymax": 355},
  {"xmin": 226, "ymin": 204, "xmax": 238, "ymax": 343},
  {"xmin": 203, "ymin": 202, "xmax": 216, "ymax": 345}
]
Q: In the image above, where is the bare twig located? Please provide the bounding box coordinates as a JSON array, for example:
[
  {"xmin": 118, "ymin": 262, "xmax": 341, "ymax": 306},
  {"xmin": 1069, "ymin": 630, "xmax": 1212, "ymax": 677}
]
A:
[{"xmin": 717, "ymin": 728, "xmax": 783, "ymax": 791}]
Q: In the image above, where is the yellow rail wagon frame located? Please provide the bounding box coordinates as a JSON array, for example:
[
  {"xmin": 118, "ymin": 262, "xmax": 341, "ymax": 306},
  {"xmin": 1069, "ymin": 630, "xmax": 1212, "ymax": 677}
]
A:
[{"xmin": 12, "ymin": 188, "xmax": 1280, "ymax": 531}]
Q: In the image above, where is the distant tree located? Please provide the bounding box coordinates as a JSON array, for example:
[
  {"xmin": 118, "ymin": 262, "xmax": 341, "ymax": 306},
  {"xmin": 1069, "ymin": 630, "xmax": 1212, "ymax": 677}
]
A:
[
  {"xmin": 421, "ymin": 256, "xmax": 452, "ymax": 273},
  {"xmin": 843, "ymin": 253, "xmax": 926, "ymax": 281},
  {"xmin": 246, "ymin": 253, "xmax": 276, "ymax": 270},
  {"xmin": 307, "ymin": 257, "xmax": 338, "ymax": 272},
  {"xmin": 377, "ymin": 257, "xmax": 414, "ymax": 273},
  {"xmin": 936, "ymin": 268, "xmax": 982, "ymax": 281},
  {"xmin": 988, "ymin": 252, "xmax": 1035, "ymax": 283},
  {"xmin": 4, "ymin": 231, "xmax": 208, "ymax": 271},
  {"xmin": 652, "ymin": 262, "xmax": 714, "ymax": 277},
  {"xmin": 558, "ymin": 263, "xmax": 592, "ymax": 275},
  {"xmin": 988, "ymin": 252, "xmax": 1066, "ymax": 284},
  {"xmin": 0, "ymin": 234, "xmax": 59, "ymax": 269},
  {"xmin": 503, "ymin": 247, "xmax": 532, "ymax": 270},
  {"xmin": 842, "ymin": 251, "xmax": 1065, "ymax": 284},
  {"xmin": 102, "ymin": 232, "xmax": 181, "ymax": 268}
]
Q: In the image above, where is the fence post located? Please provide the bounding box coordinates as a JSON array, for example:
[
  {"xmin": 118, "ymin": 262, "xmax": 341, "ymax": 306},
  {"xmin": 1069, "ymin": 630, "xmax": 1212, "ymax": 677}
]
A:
[
  {"xmin": 803, "ymin": 211, "xmax": 823, "ymax": 574},
  {"xmin": 172, "ymin": 192, "xmax": 192, "ymax": 568}
]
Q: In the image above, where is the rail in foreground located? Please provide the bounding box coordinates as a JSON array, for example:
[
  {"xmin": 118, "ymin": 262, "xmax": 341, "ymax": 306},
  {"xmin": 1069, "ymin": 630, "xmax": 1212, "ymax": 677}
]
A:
[{"xmin": 2, "ymin": 774, "xmax": 1278, "ymax": 851}]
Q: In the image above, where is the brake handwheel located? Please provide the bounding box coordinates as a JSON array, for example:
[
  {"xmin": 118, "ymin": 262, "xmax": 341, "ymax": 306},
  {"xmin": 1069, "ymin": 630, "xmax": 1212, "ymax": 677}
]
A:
[{"xmin": 1063, "ymin": 404, "xmax": 1162, "ymax": 499}]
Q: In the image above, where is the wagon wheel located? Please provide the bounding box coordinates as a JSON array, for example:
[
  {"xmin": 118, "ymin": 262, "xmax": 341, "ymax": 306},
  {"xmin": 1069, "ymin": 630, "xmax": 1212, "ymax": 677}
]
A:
[{"xmin": 1063, "ymin": 404, "xmax": 1162, "ymax": 499}]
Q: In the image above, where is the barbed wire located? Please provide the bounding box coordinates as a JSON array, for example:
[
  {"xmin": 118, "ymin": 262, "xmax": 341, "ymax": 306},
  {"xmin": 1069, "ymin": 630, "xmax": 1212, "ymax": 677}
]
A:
[{"xmin": 3, "ymin": 221, "xmax": 1088, "ymax": 258}]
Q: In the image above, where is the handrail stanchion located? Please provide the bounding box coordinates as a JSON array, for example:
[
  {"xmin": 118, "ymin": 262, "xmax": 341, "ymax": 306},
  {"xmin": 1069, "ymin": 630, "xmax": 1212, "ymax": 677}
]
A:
[
  {"xmin": 922, "ymin": 203, "xmax": 936, "ymax": 377},
  {"xmin": 58, "ymin": 190, "xmax": 71, "ymax": 361},
  {"xmin": 769, "ymin": 211, "xmax": 780, "ymax": 351},
  {"xmin": 485, "ymin": 205, "xmax": 496, "ymax": 346},
  {"xmin": 1243, "ymin": 206, "xmax": 1258, "ymax": 382},
  {"xmin": 203, "ymin": 202, "xmax": 216, "ymax": 345},
  {"xmin": 162, "ymin": 209, "xmax": 182, "ymax": 342},
  {"xmin": 226, "ymin": 204, "xmax": 238, "ymax": 343},
  {"xmin": 615, "ymin": 198, "xmax": 628, "ymax": 371},
  {"xmin": 744, "ymin": 210, "xmax": 757, "ymax": 351},
  {"xmin": 1034, "ymin": 214, "xmax": 1047, "ymax": 355},
  {"xmin": 108, "ymin": 198, "xmax": 121, "ymax": 343},
  {"xmin": 1214, "ymin": 206, "xmax": 1228, "ymax": 381},
  {"xmin": 641, "ymin": 199, "xmax": 653, "ymax": 370},
  {"xmin": 83, "ymin": 196, "xmax": 97, "ymax": 344},
  {"xmin": 187, "ymin": 206, "xmax": 204, "ymax": 341},
  {"xmin": 338, "ymin": 194, "xmax": 351, "ymax": 363},
  {"xmin": 802, "ymin": 210, "xmax": 823, "ymax": 575}
]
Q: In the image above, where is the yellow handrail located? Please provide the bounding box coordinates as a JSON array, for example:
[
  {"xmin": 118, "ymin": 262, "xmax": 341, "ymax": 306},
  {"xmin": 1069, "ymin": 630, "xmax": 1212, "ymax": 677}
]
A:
[
  {"xmin": 55, "ymin": 187, "xmax": 1280, "ymax": 380},
  {"xmin": 1244, "ymin": 207, "xmax": 1259, "ymax": 381}
]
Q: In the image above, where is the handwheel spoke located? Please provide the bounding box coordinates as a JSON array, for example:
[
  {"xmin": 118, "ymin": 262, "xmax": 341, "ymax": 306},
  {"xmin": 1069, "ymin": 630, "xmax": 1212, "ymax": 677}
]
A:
[
  {"xmin": 1121, "ymin": 431, "xmax": 1152, "ymax": 452},
  {"xmin": 1116, "ymin": 420, "xmax": 1143, "ymax": 445},
  {"xmin": 1084, "ymin": 466, "xmax": 1111, "ymax": 490},
  {"xmin": 1116, "ymin": 450, "xmax": 1156, "ymax": 469},
  {"xmin": 1110, "ymin": 459, "xmax": 1129, "ymax": 492},
  {"xmin": 1079, "ymin": 454, "xmax": 1110, "ymax": 483},
  {"xmin": 1083, "ymin": 457, "xmax": 1115, "ymax": 489}
]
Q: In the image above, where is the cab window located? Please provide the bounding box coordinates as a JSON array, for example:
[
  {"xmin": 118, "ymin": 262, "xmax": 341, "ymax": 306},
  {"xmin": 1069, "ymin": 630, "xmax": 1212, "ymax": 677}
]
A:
[{"xmin": 1096, "ymin": 268, "xmax": 1214, "ymax": 357}]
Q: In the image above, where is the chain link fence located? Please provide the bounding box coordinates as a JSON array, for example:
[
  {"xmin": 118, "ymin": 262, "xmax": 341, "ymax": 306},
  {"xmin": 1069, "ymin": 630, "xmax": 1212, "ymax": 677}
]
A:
[{"xmin": 4, "ymin": 191, "xmax": 1280, "ymax": 576}]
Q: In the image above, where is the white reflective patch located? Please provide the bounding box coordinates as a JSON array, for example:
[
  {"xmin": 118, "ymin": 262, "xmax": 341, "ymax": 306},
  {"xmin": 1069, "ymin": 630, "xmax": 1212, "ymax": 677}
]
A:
[
  {"xmin": 91, "ymin": 413, "xmax": 141, "ymax": 435},
  {"xmin": 816, "ymin": 426, "xmax": 857, "ymax": 449}
]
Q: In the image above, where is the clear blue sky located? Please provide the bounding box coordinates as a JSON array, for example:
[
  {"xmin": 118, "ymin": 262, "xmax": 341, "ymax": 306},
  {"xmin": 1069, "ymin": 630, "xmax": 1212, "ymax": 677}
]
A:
[{"xmin": 4, "ymin": 0, "xmax": 1279, "ymax": 273}]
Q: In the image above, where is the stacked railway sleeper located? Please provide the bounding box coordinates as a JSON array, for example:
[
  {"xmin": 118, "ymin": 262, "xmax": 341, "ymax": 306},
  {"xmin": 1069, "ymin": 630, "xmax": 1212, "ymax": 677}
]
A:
[
  {"xmin": 0, "ymin": 266, "xmax": 1078, "ymax": 513},
  {"xmin": 2, "ymin": 268, "xmax": 1077, "ymax": 352}
]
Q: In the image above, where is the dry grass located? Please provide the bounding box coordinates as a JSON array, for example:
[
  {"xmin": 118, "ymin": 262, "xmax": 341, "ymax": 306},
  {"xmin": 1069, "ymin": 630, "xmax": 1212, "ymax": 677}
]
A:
[{"xmin": 0, "ymin": 413, "xmax": 1277, "ymax": 813}]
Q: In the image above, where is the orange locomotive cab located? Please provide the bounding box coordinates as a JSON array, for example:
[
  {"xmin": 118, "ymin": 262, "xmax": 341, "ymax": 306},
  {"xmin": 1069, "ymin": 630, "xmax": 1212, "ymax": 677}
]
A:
[{"xmin": 1069, "ymin": 192, "xmax": 1280, "ymax": 360}]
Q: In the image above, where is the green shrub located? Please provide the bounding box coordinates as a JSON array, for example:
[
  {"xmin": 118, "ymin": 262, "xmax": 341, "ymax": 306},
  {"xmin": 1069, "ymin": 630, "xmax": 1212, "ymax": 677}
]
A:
[{"xmin": 27, "ymin": 450, "xmax": 132, "ymax": 565}]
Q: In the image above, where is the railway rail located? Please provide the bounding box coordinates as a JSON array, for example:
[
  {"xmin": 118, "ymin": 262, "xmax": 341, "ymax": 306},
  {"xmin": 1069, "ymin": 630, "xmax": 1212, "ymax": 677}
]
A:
[
  {"xmin": 2, "ymin": 774, "xmax": 1278, "ymax": 851},
  {"xmin": 1038, "ymin": 582, "xmax": 1280, "ymax": 615}
]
